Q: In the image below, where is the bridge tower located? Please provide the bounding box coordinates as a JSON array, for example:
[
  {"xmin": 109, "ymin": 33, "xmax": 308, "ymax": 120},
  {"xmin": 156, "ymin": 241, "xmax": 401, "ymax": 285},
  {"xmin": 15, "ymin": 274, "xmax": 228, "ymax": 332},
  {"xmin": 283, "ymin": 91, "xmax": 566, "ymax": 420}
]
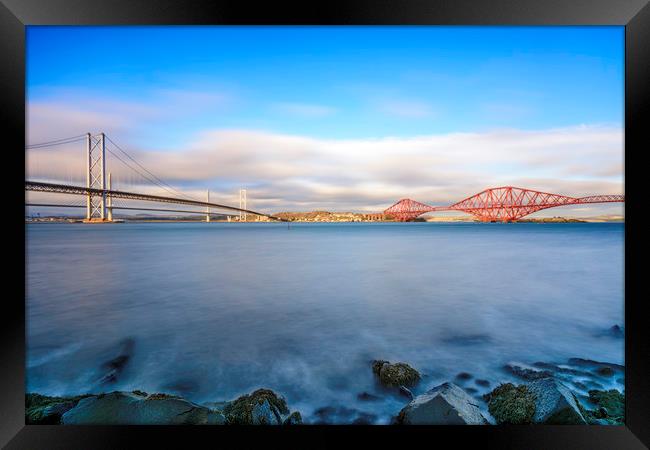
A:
[
  {"xmin": 85, "ymin": 132, "xmax": 107, "ymax": 222},
  {"xmin": 239, "ymin": 189, "xmax": 247, "ymax": 221}
]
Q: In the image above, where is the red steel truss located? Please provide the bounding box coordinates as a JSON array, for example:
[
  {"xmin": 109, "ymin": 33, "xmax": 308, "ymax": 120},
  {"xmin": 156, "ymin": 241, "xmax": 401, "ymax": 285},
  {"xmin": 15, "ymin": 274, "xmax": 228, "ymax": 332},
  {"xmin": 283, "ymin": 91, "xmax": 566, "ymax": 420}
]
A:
[{"xmin": 384, "ymin": 186, "xmax": 624, "ymax": 222}]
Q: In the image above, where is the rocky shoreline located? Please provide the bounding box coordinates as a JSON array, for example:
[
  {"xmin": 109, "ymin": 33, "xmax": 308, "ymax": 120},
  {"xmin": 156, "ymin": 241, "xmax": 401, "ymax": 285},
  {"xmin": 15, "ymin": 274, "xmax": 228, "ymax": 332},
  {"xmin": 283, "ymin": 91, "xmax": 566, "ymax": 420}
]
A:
[{"xmin": 27, "ymin": 355, "xmax": 624, "ymax": 425}]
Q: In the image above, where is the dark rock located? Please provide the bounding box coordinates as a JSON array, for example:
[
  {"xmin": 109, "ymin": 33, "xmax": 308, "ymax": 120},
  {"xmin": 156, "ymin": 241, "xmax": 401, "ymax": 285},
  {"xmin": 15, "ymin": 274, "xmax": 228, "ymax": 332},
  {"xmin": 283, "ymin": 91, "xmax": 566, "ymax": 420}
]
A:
[
  {"xmin": 283, "ymin": 411, "xmax": 302, "ymax": 425},
  {"xmin": 465, "ymin": 387, "xmax": 478, "ymax": 394},
  {"xmin": 396, "ymin": 382, "xmax": 488, "ymax": 425},
  {"xmin": 475, "ymin": 379, "xmax": 490, "ymax": 388},
  {"xmin": 504, "ymin": 363, "xmax": 553, "ymax": 381},
  {"xmin": 486, "ymin": 383, "xmax": 536, "ymax": 424},
  {"xmin": 532, "ymin": 361, "xmax": 591, "ymax": 378},
  {"xmin": 99, "ymin": 338, "xmax": 135, "ymax": 385},
  {"xmin": 608, "ymin": 325, "xmax": 624, "ymax": 338},
  {"xmin": 527, "ymin": 378, "xmax": 587, "ymax": 424},
  {"xmin": 61, "ymin": 392, "xmax": 225, "ymax": 425},
  {"xmin": 568, "ymin": 358, "xmax": 624, "ymax": 372},
  {"xmin": 26, "ymin": 393, "xmax": 91, "ymax": 424},
  {"xmin": 596, "ymin": 367, "xmax": 615, "ymax": 377},
  {"xmin": 372, "ymin": 360, "xmax": 420, "ymax": 388},
  {"xmin": 594, "ymin": 325, "xmax": 624, "ymax": 338},
  {"xmin": 372, "ymin": 360, "xmax": 389, "ymax": 376},
  {"xmin": 223, "ymin": 388, "xmax": 290, "ymax": 425},
  {"xmin": 456, "ymin": 372, "xmax": 472, "ymax": 381},
  {"xmin": 357, "ymin": 392, "xmax": 381, "ymax": 402}
]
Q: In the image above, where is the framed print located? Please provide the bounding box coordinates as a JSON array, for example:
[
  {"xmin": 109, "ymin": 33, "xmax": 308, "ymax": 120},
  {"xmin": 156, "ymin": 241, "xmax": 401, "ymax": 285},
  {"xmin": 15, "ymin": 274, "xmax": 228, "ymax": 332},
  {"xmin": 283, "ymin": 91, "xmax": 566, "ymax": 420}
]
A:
[{"xmin": 2, "ymin": 0, "xmax": 648, "ymax": 448}]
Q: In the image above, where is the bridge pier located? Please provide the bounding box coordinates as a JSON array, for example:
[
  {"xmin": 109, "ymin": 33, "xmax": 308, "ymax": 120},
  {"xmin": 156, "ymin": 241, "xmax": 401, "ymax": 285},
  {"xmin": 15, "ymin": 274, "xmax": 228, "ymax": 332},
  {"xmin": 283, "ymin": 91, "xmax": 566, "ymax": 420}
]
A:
[
  {"xmin": 206, "ymin": 190, "xmax": 210, "ymax": 222},
  {"xmin": 107, "ymin": 172, "xmax": 113, "ymax": 222}
]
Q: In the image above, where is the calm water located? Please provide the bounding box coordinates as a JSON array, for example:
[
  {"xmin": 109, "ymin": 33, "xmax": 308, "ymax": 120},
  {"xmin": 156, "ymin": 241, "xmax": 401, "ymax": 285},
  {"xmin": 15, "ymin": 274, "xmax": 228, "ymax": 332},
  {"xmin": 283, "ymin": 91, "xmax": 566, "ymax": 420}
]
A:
[{"xmin": 26, "ymin": 222, "xmax": 624, "ymax": 423}]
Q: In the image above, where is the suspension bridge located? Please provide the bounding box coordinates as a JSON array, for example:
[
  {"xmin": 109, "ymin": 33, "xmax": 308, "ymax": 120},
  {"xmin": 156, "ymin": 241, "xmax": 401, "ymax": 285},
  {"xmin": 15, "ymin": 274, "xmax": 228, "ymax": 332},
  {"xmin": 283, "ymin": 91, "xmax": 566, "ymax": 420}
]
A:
[
  {"xmin": 25, "ymin": 132, "xmax": 283, "ymax": 222},
  {"xmin": 384, "ymin": 187, "xmax": 624, "ymax": 222}
]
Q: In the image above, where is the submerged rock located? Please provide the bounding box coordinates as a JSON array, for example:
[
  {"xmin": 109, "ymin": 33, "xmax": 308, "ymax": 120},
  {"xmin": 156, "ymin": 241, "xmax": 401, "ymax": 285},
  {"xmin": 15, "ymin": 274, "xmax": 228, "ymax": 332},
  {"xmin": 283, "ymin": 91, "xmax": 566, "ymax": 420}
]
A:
[
  {"xmin": 396, "ymin": 382, "xmax": 488, "ymax": 425},
  {"xmin": 596, "ymin": 367, "xmax": 615, "ymax": 377},
  {"xmin": 526, "ymin": 378, "xmax": 586, "ymax": 424},
  {"xmin": 607, "ymin": 325, "xmax": 624, "ymax": 338},
  {"xmin": 222, "ymin": 388, "xmax": 292, "ymax": 425},
  {"xmin": 568, "ymin": 358, "xmax": 624, "ymax": 372},
  {"xmin": 486, "ymin": 383, "xmax": 536, "ymax": 424},
  {"xmin": 372, "ymin": 360, "xmax": 420, "ymax": 388},
  {"xmin": 99, "ymin": 338, "xmax": 135, "ymax": 385},
  {"xmin": 26, "ymin": 393, "xmax": 91, "ymax": 424},
  {"xmin": 357, "ymin": 392, "xmax": 381, "ymax": 402},
  {"xmin": 475, "ymin": 379, "xmax": 490, "ymax": 388},
  {"xmin": 594, "ymin": 325, "xmax": 624, "ymax": 339},
  {"xmin": 504, "ymin": 363, "xmax": 553, "ymax": 381},
  {"xmin": 61, "ymin": 391, "xmax": 225, "ymax": 425}
]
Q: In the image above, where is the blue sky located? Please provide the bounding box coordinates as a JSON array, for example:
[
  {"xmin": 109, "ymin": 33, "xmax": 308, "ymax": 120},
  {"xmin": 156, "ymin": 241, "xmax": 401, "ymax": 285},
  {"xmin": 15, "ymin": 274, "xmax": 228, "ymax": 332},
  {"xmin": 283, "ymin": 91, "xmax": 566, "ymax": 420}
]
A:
[{"xmin": 26, "ymin": 26, "xmax": 624, "ymax": 215}]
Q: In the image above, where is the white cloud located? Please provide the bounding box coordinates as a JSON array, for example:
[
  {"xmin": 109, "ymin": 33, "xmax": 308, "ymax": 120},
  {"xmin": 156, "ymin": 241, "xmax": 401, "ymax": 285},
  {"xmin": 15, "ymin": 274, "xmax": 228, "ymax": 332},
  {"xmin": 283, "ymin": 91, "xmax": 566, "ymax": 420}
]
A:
[{"xmin": 26, "ymin": 105, "xmax": 624, "ymax": 216}]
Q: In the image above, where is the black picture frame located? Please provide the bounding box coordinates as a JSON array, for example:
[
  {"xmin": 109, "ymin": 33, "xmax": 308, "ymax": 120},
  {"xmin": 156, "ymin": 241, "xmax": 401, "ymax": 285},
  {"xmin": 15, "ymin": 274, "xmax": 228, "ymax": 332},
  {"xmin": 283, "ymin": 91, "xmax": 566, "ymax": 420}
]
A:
[{"xmin": 3, "ymin": 0, "xmax": 648, "ymax": 448}]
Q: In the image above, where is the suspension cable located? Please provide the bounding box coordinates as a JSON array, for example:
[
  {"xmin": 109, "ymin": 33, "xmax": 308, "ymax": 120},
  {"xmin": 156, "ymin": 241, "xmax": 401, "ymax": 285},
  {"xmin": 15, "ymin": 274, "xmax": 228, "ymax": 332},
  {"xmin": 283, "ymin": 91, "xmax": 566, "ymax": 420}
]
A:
[
  {"xmin": 25, "ymin": 134, "xmax": 88, "ymax": 149},
  {"xmin": 104, "ymin": 135, "xmax": 199, "ymax": 202}
]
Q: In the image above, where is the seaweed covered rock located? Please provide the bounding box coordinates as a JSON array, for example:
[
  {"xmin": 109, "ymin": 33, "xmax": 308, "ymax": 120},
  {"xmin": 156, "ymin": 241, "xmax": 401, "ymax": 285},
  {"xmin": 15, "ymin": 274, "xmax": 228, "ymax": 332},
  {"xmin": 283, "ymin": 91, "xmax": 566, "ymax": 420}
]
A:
[
  {"xmin": 222, "ymin": 388, "xmax": 293, "ymax": 425},
  {"xmin": 26, "ymin": 393, "xmax": 91, "ymax": 424},
  {"xmin": 582, "ymin": 389, "xmax": 624, "ymax": 425},
  {"xmin": 527, "ymin": 378, "xmax": 586, "ymax": 424},
  {"xmin": 372, "ymin": 360, "xmax": 389, "ymax": 376},
  {"xmin": 396, "ymin": 382, "xmax": 488, "ymax": 425},
  {"xmin": 372, "ymin": 360, "xmax": 420, "ymax": 388},
  {"xmin": 486, "ymin": 383, "xmax": 536, "ymax": 424},
  {"xmin": 61, "ymin": 391, "xmax": 225, "ymax": 425}
]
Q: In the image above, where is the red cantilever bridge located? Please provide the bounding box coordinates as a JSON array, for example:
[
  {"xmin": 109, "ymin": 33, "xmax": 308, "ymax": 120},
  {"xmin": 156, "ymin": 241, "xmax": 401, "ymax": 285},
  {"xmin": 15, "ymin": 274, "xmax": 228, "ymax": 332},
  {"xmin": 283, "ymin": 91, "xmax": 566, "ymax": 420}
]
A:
[{"xmin": 384, "ymin": 186, "xmax": 624, "ymax": 222}]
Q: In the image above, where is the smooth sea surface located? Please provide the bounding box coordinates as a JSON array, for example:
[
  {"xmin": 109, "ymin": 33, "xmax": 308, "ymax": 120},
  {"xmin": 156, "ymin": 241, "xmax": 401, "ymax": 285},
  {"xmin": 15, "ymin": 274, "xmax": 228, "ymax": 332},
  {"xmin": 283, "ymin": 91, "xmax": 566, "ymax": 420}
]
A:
[{"xmin": 26, "ymin": 222, "xmax": 624, "ymax": 423}]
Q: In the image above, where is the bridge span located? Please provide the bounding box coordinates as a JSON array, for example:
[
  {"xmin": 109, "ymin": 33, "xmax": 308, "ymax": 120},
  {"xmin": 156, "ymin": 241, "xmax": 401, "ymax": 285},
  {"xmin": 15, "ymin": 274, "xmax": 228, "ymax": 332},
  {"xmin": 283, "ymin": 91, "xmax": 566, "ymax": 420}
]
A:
[
  {"xmin": 384, "ymin": 186, "xmax": 624, "ymax": 222},
  {"xmin": 25, "ymin": 181, "xmax": 283, "ymax": 222}
]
